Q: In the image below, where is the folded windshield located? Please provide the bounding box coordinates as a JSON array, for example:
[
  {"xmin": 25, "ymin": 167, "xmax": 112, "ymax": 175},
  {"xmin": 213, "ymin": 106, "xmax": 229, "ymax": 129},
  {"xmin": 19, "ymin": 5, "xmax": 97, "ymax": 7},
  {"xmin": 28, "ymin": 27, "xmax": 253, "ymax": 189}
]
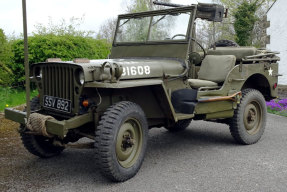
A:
[{"xmin": 115, "ymin": 11, "xmax": 191, "ymax": 43}]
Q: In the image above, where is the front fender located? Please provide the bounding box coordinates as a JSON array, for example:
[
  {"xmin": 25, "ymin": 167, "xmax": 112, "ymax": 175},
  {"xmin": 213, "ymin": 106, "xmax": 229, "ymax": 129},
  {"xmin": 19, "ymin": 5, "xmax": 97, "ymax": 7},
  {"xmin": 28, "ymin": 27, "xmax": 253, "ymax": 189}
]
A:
[{"xmin": 84, "ymin": 79, "xmax": 163, "ymax": 89}]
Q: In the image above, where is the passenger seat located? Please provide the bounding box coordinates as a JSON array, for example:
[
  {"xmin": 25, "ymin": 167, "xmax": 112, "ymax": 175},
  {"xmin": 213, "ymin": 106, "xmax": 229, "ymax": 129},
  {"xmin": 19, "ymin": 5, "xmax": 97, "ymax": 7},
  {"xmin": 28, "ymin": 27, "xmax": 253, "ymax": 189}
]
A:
[{"xmin": 188, "ymin": 55, "xmax": 236, "ymax": 89}]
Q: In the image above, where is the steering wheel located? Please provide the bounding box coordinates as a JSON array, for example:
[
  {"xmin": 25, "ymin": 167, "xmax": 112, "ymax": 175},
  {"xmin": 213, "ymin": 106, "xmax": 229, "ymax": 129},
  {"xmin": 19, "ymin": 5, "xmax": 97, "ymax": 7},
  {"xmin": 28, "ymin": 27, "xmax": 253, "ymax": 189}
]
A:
[
  {"xmin": 171, "ymin": 35, "xmax": 206, "ymax": 58},
  {"xmin": 191, "ymin": 38, "xmax": 206, "ymax": 59},
  {"xmin": 171, "ymin": 34, "xmax": 186, "ymax": 39}
]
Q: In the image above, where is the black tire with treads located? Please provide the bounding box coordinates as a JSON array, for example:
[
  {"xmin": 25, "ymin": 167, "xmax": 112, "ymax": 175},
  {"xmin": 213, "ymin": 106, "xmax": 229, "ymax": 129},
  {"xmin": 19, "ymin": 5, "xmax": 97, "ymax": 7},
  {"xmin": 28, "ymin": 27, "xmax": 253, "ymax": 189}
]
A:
[
  {"xmin": 210, "ymin": 39, "xmax": 239, "ymax": 48},
  {"xmin": 94, "ymin": 101, "xmax": 148, "ymax": 182},
  {"xmin": 229, "ymin": 89, "xmax": 267, "ymax": 145},
  {"xmin": 21, "ymin": 97, "xmax": 64, "ymax": 158}
]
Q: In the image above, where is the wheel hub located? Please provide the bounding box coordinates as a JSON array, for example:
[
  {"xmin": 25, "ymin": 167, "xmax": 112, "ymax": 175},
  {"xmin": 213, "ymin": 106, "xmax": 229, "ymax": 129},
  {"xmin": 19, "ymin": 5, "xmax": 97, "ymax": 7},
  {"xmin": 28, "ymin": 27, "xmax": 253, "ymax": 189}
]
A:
[
  {"xmin": 122, "ymin": 133, "xmax": 135, "ymax": 149},
  {"xmin": 244, "ymin": 101, "xmax": 262, "ymax": 135},
  {"xmin": 116, "ymin": 118, "xmax": 143, "ymax": 168},
  {"xmin": 247, "ymin": 108, "xmax": 256, "ymax": 123}
]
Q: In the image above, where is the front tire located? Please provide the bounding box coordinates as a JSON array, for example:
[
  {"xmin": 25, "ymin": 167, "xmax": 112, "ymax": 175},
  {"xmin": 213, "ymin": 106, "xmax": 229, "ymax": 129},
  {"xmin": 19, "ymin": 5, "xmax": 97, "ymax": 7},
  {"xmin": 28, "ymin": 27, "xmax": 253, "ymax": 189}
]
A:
[
  {"xmin": 21, "ymin": 97, "xmax": 64, "ymax": 158},
  {"xmin": 21, "ymin": 132, "xmax": 64, "ymax": 158},
  {"xmin": 94, "ymin": 101, "xmax": 148, "ymax": 182},
  {"xmin": 229, "ymin": 89, "xmax": 267, "ymax": 145}
]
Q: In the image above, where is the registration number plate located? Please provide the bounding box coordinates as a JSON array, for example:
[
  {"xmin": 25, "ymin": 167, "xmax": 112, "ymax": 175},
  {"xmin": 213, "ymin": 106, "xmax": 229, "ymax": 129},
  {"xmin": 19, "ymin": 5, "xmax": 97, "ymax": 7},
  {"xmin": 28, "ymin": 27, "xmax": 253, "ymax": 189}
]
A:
[{"xmin": 43, "ymin": 95, "xmax": 71, "ymax": 113}]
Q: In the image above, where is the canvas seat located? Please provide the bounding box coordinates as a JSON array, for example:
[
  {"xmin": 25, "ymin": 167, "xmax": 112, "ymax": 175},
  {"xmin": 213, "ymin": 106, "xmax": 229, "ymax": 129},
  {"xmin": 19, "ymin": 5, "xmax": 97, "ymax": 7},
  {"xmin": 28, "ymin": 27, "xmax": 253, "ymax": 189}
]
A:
[
  {"xmin": 188, "ymin": 55, "xmax": 236, "ymax": 89},
  {"xmin": 207, "ymin": 47, "xmax": 257, "ymax": 61}
]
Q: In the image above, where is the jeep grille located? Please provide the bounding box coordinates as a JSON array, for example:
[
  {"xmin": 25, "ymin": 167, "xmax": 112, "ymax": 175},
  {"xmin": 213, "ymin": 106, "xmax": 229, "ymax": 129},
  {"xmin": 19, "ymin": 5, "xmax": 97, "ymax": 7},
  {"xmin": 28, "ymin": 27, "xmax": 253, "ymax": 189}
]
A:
[{"xmin": 42, "ymin": 64, "xmax": 75, "ymax": 101}]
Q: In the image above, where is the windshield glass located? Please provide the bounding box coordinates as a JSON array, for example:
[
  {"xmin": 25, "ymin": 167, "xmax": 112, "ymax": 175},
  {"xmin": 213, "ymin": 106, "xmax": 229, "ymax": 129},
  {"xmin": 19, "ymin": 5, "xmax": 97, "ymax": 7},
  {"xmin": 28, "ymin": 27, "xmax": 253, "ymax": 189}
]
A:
[{"xmin": 115, "ymin": 11, "xmax": 191, "ymax": 43}]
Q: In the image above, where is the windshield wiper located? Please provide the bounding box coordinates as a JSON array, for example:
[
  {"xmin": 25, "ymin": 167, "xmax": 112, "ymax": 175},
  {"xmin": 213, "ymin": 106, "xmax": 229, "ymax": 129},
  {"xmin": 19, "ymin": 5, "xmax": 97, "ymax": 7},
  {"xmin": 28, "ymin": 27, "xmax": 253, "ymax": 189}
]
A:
[
  {"xmin": 119, "ymin": 19, "xmax": 131, "ymax": 28},
  {"xmin": 152, "ymin": 15, "xmax": 166, "ymax": 26}
]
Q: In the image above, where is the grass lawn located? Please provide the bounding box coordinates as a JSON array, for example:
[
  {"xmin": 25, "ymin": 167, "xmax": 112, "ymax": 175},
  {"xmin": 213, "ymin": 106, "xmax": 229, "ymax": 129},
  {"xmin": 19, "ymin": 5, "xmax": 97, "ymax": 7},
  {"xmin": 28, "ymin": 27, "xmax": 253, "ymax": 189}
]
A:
[
  {"xmin": 0, "ymin": 87, "xmax": 38, "ymax": 112},
  {"xmin": 267, "ymin": 108, "xmax": 287, "ymax": 117},
  {"xmin": 267, "ymin": 109, "xmax": 287, "ymax": 117}
]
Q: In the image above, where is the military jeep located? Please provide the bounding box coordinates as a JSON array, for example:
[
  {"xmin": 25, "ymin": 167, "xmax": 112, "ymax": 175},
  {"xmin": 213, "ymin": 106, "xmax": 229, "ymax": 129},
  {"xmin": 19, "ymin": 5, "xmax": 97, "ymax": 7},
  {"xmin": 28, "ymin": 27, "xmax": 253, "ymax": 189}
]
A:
[{"xmin": 5, "ymin": 2, "xmax": 280, "ymax": 182}]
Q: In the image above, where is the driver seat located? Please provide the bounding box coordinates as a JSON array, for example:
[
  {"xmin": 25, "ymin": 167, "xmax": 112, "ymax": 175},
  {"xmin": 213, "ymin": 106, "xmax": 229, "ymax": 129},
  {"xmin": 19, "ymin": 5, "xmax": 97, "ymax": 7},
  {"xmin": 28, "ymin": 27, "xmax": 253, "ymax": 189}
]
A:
[{"xmin": 188, "ymin": 55, "xmax": 236, "ymax": 89}]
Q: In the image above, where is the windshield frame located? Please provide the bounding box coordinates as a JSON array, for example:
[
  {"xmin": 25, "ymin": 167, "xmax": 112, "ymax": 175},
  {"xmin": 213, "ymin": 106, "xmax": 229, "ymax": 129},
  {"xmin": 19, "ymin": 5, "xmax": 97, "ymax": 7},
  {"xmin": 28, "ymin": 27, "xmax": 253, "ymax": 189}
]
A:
[{"xmin": 113, "ymin": 6, "xmax": 196, "ymax": 46}]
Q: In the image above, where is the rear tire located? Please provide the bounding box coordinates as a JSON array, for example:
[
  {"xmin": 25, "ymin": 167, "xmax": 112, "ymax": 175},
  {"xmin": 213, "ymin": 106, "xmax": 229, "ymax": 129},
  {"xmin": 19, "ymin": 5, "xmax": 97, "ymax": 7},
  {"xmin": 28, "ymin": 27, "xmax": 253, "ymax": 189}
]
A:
[
  {"xmin": 229, "ymin": 89, "xmax": 267, "ymax": 145},
  {"xmin": 166, "ymin": 119, "xmax": 191, "ymax": 132},
  {"xmin": 210, "ymin": 40, "xmax": 239, "ymax": 48},
  {"xmin": 21, "ymin": 97, "xmax": 64, "ymax": 158},
  {"xmin": 95, "ymin": 101, "xmax": 148, "ymax": 182}
]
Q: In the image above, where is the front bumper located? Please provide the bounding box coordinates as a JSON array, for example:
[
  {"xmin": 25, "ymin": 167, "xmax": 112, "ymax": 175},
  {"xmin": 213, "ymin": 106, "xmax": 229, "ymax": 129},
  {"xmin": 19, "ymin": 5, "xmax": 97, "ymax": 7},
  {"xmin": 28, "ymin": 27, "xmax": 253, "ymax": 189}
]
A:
[{"xmin": 4, "ymin": 108, "xmax": 94, "ymax": 138}]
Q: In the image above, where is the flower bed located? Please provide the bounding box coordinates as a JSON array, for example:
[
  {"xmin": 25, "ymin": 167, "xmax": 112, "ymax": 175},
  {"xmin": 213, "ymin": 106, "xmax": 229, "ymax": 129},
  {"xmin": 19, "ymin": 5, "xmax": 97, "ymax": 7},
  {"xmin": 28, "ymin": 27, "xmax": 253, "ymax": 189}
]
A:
[{"xmin": 266, "ymin": 99, "xmax": 287, "ymax": 117}]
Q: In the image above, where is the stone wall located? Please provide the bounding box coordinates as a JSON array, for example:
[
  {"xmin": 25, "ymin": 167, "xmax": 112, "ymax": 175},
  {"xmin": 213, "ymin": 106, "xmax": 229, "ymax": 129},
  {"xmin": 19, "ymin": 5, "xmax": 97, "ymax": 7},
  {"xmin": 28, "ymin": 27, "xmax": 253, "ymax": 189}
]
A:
[
  {"xmin": 278, "ymin": 85, "xmax": 287, "ymax": 99},
  {"xmin": 267, "ymin": 0, "xmax": 287, "ymax": 85}
]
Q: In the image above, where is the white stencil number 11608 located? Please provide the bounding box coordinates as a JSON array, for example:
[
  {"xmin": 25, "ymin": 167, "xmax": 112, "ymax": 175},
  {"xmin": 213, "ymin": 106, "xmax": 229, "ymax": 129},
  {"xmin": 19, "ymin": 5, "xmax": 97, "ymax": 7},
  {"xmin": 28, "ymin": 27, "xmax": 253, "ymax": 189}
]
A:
[{"xmin": 122, "ymin": 66, "xmax": 151, "ymax": 76}]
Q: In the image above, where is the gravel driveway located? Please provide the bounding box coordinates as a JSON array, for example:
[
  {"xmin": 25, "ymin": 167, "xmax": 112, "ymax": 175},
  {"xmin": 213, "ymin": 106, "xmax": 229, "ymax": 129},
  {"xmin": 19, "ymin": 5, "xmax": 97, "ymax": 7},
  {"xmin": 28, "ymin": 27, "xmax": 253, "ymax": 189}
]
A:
[{"xmin": 1, "ymin": 113, "xmax": 287, "ymax": 192}]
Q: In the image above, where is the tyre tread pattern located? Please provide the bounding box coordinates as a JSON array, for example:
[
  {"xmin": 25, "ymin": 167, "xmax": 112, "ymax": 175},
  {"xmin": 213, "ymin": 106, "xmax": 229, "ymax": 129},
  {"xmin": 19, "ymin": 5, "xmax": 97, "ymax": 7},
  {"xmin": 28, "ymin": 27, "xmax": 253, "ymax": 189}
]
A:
[
  {"xmin": 21, "ymin": 97, "xmax": 64, "ymax": 158},
  {"xmin": 210, "ymin": 39, "xmax": 239, "ymax": 48},
  {"xmin": 94, "ymin": 101, "xmax": 148, "ymax": 182},
  {"xmin": 229, "ymin": 89, "xmax": 266, "ymax": 145}
]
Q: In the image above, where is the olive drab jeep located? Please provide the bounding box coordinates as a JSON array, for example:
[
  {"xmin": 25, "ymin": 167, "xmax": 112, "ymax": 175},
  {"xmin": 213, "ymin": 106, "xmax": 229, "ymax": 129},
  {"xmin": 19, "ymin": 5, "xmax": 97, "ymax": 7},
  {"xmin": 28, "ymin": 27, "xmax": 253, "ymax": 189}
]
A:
[{"xmin": 5, "ymin": 1, "xmax": 280, "ymax": 182}]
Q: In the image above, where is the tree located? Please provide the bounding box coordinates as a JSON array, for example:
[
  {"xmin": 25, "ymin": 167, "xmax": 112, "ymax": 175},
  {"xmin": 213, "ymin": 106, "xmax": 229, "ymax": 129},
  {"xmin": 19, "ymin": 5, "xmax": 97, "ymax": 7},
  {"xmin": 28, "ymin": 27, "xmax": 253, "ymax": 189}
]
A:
[
  {"xmin": 251, "ymin": 1, "xmax": 275, "ymax": 47},
  {"xmin": 125, "ymin": 0, "xmax": 150, "ymax": 12},
  {"xmin": 97, "ymin": 18, "xmax": 117, "ymax": 44},
  {"xmin": 234, "ymin": 0, "xmax": 264, "ymax": 46},
  {"xmin": 97, "ymin": 0, "xmax": 170, "ymax": 43},
  {"xmin": 202, "ymin": 0, "xmax": 275, "ymax": 47},
  {"xmin": 34, "ymin": 16, "xmax": 94, "ymax": 37},
  {"xmin": 127, "ymin": 0, "xmax": 172, "ymax": 12},
  {"xmin": 0, "ymin": 29, "xmax": 13, "ymax": 86}
]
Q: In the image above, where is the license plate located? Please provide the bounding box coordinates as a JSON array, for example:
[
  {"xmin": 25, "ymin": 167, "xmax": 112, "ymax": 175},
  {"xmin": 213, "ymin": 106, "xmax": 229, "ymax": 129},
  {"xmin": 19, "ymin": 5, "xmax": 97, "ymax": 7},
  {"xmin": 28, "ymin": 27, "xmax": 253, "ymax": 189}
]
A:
[{"xmin": 43, "ymin": 95, "xmax": 72, "ymax": 113}]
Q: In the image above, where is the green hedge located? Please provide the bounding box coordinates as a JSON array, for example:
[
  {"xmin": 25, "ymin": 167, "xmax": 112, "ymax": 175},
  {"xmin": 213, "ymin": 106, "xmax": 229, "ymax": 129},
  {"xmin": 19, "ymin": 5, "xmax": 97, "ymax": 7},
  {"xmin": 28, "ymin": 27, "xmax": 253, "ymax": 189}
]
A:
[
  {"xmin": 13, "ymin": 34, "xmax": 111, "ymax": 63},
  {"xmin": 0, "ymin": 29, "xmax": 14, "ymax": 86},
  {"xmin": 10, "ymin": 34, "xmax": 111, "ymax": 85}
]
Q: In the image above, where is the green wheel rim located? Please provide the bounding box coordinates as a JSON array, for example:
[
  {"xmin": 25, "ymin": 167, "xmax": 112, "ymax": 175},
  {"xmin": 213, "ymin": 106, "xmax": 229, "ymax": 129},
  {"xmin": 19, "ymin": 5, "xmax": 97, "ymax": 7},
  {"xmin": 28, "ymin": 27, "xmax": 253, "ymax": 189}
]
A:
[
  {"xmin": 243, "ymin": 100, "xmax": 262, "ymax": 135},
  {"xmin": 116, "ymin": 118, "xmax": 143, "ymax": 168}
]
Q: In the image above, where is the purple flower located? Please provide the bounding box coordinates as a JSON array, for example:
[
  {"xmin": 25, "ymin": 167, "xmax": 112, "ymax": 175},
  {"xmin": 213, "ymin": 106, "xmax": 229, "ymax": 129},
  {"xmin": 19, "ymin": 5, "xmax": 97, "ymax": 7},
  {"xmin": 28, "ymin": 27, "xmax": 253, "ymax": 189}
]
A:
[
  {"xmin": 266, "ymin": 99, "xmax": 287, "ymax": 111},
  {"xmin": 278, "ymin": 99, "xmax": 287, "ymax": 107}
]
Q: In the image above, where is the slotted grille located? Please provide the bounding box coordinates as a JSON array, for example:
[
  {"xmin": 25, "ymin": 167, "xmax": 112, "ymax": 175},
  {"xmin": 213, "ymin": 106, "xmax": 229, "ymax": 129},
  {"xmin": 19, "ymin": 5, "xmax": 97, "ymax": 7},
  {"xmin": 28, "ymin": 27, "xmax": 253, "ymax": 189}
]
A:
[{"xmin": 42, "ymin": 64, "xmax": 75, "ymax": 101}]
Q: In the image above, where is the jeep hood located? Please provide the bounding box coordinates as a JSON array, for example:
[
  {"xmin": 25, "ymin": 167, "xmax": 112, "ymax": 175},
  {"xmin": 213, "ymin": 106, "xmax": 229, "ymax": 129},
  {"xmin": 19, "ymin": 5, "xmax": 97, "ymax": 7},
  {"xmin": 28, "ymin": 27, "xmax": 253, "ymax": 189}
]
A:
[
  {"xmin": 83, "ymin": 58, "xmax": 186, "ymax": 82},
  {"xmin": 33, "ymin": 58, "xmax": 186, "ymax": 83}
]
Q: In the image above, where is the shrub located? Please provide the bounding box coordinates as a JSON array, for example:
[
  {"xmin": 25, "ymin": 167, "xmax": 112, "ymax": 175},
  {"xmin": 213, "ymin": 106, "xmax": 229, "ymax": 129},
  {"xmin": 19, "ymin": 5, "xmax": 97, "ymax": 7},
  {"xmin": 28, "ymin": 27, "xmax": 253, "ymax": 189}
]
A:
[
  {"xmin": 11, "ymin": 34, "xmax": 111, "ymax": 85},
  {"xmin": 0, "ymin": 29, "xmax": 14, "ymax": 86},
  {"xmin": 2, "ymin": 17, "xmax": 112, "ymax": 87}
]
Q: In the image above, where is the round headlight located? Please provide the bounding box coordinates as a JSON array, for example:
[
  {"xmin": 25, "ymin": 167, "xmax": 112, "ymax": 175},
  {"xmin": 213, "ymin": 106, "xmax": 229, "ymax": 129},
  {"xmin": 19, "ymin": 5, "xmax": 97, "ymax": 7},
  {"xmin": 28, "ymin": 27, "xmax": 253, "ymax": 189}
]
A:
[{"xmin": 79, "ymin": 71, "xmax": 85, "ymax": 85}]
